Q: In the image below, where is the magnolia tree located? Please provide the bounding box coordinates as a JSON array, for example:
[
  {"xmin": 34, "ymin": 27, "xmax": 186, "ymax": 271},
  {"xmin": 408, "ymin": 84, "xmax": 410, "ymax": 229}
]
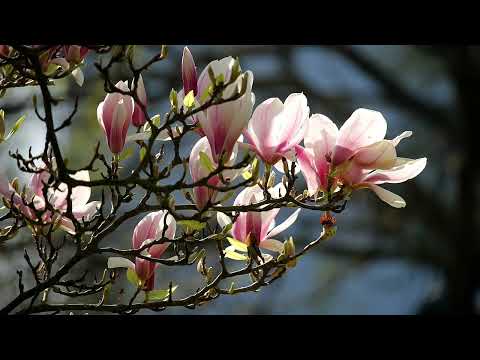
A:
[{"xmin": 0, "ymin": 45, "xmax": 427, "ymax": 314}]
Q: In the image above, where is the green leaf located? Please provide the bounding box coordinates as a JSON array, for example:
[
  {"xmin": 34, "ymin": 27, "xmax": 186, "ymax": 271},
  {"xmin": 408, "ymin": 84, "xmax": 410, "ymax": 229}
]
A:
[
  {"xmin": 177, "ymin": 220, "xmax": 206, "ymax": 231},
  {"xmin": 169, "ymin": 89, "xmax": 178, "ymax": 111},
  {"xmin": 241, "ymin": 169, "xmax": 252, "ymax": 180},
  {"xmin": 145, "ymin": 285, "xmax": 178, "ymax": 302},
  {"xmin": 230, "ymin": 57, "xmax": 241, "ymax": 82},
  {"xmin": 127, "ymin": 268, "xmax": 141, "ymax": 287},
  {"xmin": 118, "ymin": 147, "xmax": 134, "ymax": 161},
  {"xmin": 151, "ymin": 114, "xmax": 161, "ymax": 127},
  {"xmin": 215, "ymin": 73, "xmax": 225, "ymax": 85},
  {"xmin": 251, "ymin": 158, "xmax": 259, "ymax": 179},
  {"xmin": 199, "ymin": 151, "xmax": 215, "ymax": 173},
  {"xmin": 208, "ymin": 66, "xmax": 216, "ymax": 85},
  {"xmin": 139, "ymin": 147, "xmax": 147, "ymax": 162},
  {"xmin": 200, "ymin": 85, "xmax": 214, "ymax": 103},
  {"xmin": 227, "ymin": 237, "xmax": 248, "ymax": 252},
  {"xmin": 4, "ymin": 115, "xmax": 26, "ymax": 141},
  {"xmin": 224, "ymin": 247, "xmax": 248, "ymax": 261},
  {"xmin": 183, "ymin": 90, "xmax": 195, "ymax": 109}
]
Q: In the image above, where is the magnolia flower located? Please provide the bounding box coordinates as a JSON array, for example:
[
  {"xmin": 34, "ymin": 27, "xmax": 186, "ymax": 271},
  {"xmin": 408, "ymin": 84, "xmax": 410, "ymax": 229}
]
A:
[
  {"xmin": 131, "ymin": 75, "xmax": 148, "ymax": 127},
  {"xmin": 244, "ymin": 93, "xmax": 309, "ymax": 168},
  {"xmin": 97, "ymin": 80, "xmax": 134, "ymax": 154},
  {"xmin": 63, "ymin": 45, "xmax": 89, "ymax": 64},
  {"xmin": 189, "ymin": 136, "xmax": 244, "ymax": 210},
  {"xmin": 0, "ymin": 45, "xmax": 11, "ymax": 58},
  {"xmin": 182, "ymin": 48, "xmax": 254, "ymax": 163},
  {"xmin": 0, "ymin": 165, "xmax": 100, "ymax": 234},
  {"xmin": 295, "ymin": 108, "xmax": 427, "ymax": 208},
  {"xmin": 217, "ymin": 184, "xmax": 300, "ymax": 260},
  {"xmin": 39, "ymin": 48, "xmax": 70, "ymax": 75},
  {"xmin": 182, "ymin": 46, "xmax": 198, "ymax": 96},
  {"xmin": 0, "ymin": 173, "xmax": 35, "ymax": 220},
  {"xmin": 108, "ymin": 211, "xmax": 175, "ymax": 291}
]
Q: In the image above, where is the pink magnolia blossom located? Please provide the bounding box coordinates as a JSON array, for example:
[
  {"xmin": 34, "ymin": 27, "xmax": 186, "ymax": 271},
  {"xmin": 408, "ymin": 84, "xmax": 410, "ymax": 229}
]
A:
[
  {"xmin": 243, "ymin": 93, "xmax": 309, "ymax": 167},
  {"xmin": 108, "ymin": 211, "xmax": 175, "ymax": 291},
  {"xmin": 97, "ymin": 80, "xmax": 134, "ymax": 154},
  {"xmin": 182, "ymin": 48, "xmax": 254, "ymax": 163},
  {"xmin": 217, "ymin": 184, "xmax": 300, "ymax": 257},
  {"xmin": 0, "ymin": 165, "xmax": 100, "ymax": 233},
  {"xmin": 295, "ymin": 108, "xmax": 427, "ymax": 208},
  {"xmin": 63, "ymin": 45, "xmax": 89, "ymax": 64},
  {"xmin": 130, "ymin": 75, "xmax": 148, "ymax": 127},
  {"xmin": 0, "ymin": 45, "xmax": 11, "ymax": 58},
  {"xmin": 182, "ymin": 46, "xmax": 198, "ymax": 97},
  {"xmin": 189, "ymin": 136, "xmax": 244, "ymax": 210}
]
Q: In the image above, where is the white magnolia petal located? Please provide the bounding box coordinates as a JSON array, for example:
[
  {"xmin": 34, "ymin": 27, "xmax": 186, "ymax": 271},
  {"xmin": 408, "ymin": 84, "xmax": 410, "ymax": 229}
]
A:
[
  {"xmin": 71, "ymin": 67, "xmax": 84, "ymax": 87},
  {"xmin": 267, "ymin": 208, "xmax": 301, "ymax": 239},
  {"xmin": 260, "ymin": 238, "xmax": 284, "ymax": 253},
  {"xmin": 107, "ymin": 257, "xmax": 135, "ymax": 270},
  {"xmin": 362, "ymin": 157, "xmax": 427, "ymax": 184},
  {"xmin": 391, "ymin": 131, "xmax": 412, "ymax": 147},
  {"xmin": 367, "ymin": 184, "xmax": 406, "ymax": 208},
  {"xmin": 217, "ymin": 211, "xmax": 232, "ymax": 229}
]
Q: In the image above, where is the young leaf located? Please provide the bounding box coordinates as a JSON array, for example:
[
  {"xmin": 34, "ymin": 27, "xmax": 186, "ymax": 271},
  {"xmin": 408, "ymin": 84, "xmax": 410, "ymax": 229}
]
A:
[
  {"xmin": 227, "ymin": 237, "xmax": 248, "ymax": 252},
  {"xmin": 183, "ymin": 90, "xmax": 195, "ymax": 109},
  {"xmin": 151, "ymin": 114, "xmax": 161, "ymax": 127},
  {"xmin": 169, "ymin": 89, "xmax": 178, "ymax": 111},
  {"xmin": 241, "ymin": 169, "xmax": 252, "ymax": 180},
  {"xmin": 145, "ymin": 285, "xmax": 178, "ymax": 302},
  {"xmin": 224, "ymin": 247, "xmax": 248, "ymax": 261},
  {"xmin": 127, "ymin": 268, "xmax": 141, "ymax": 287},
  {"xmin": 215, "ymin": 73, "xmax": 225, "ymax": 85},
  {"xmin": 199, "ymin": 151, "xmax": 215, "ymax": 173},
  {"xmin": 139, "ymin": 147, "xmax": 147, "ymax": 162},
  {"xmin": 4, "ymin": 115, "xmax": 26, "ymax": 141},
  {"xmin": 177, "ymin": 220, "xmax": 206, "ymax": 231}
]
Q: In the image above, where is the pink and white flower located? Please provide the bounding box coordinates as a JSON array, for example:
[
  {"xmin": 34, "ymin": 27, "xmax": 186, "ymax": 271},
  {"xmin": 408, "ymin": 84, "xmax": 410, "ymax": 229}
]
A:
[
  {"xmin": 180, "ymin": 47, "xmax": 255, "ymax": 163},
  {"xmin": 0, "ymin": 165, "xmax": 100, "ymax": 233},
  {"xmin": 97, "ymin": 80, "xmax": 134, "ymax": 154},
  {"xmin": 130, "ymin": 75, "xmax": 148, "ymax": 127},
  {"xmin": 182, "ymin": 46, "xmax": 198, "ymax": 97},
  {"xmin": 189, "ymin": 136, "xmax": 244, "ymax": 210},
  {"xmin": 295, "ymin": 108, "xmax": 427, "ymax": 208},
  {"xmin": 244, "ymin": 93, "xmax": 309, "ymax": 167},
  {"xmin": 108, "ymin": 210, "xmax": 175, "ymax": 291},
  {"xmin": 217, "ymin": 184, "xmax": 300, "ymax": 259}
]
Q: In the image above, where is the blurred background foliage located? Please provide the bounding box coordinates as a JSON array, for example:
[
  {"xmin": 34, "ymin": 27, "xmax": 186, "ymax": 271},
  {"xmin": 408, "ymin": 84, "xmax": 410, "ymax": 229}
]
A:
[{"xmin": 0, "ymin": 45, "xmax": 477, "ymax": 314}]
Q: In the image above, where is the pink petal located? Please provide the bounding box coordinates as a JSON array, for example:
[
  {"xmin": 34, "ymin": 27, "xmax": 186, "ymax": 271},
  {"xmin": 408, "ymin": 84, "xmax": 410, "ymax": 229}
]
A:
[
  {"xmin": 266, "ymin": 208, "xmax": 300, "ymax": 239},
  {"xmin": 182, "ymin": 47, "xmax": 198, "ymax": 96},
  {"xmin": 352, "ymin": 140, "xmax": 397, "ymax": 170},
  {"xmin": 365, "ymin": 184, "xmax": 406, "ymax": 208},
  {"xmin": 333, "ymin": 108, "xmax": 387, "ymax": 166},
  {"xmin": 295, "ymin": 145, "xmax": 323, "ymax": 195},
  {"xmin": 362, "ymin": 157, "xmax": 427, "ymax": 184}
]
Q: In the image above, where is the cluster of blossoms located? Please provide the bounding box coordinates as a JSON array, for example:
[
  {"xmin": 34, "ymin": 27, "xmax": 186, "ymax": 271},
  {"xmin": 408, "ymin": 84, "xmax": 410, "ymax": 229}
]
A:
[
  {"xmin": 0, "ymin": 45, "xmax": 426, "ymax": 298},
  {"xmin": 92, "ymin": 47, "xmax": 426, "ymax": 290},
  {"xmin": 0, "ymin": 45, "xmax": 89, "ymax": 86}
]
